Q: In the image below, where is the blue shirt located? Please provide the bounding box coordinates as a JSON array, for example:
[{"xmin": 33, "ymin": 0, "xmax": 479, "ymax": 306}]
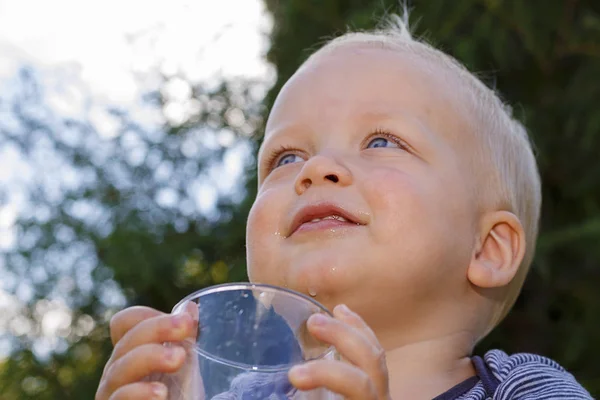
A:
[{"xmin": 435, "ymin": 350, "xmax": 592, "ymax": 399}]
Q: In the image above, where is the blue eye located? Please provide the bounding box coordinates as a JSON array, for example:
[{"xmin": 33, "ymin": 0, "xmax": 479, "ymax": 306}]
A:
[
  {"xmin": 276, "ymin": 153, "xmax": 303, "ymax": 168},
  {"xmin": 366, "ymin": 137, "xmax": 399, "ymax": 149}
]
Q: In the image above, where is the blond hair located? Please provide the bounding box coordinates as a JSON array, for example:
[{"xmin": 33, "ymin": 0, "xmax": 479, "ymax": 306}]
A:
[{"xmin": 307, "ymin": 12, "xmax": 542, "ymax": 335}]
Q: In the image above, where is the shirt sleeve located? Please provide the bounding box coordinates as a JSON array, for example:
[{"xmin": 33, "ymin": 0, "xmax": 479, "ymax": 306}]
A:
[{"xmin": 485, "ymin": 350, "xmax": 593, "ymax": 400}]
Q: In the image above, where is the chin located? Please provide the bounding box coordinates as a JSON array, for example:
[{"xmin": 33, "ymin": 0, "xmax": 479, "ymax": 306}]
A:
[
  {"xmin": 249, "ymin": 250, "xmax": 365, "ymax": 300},
  {"xmin": 287, "ymin": 258, "xmax": 358, "ymax": 304}
]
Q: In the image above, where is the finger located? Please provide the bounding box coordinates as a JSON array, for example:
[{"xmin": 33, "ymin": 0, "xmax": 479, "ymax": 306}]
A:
[
  {"xmin": 110, "ymin": 306, "xmax": 165, "ymax": 345},
  {"xmin": 307, "ymin": 313, "xmax": 379, "ymax": 367},
  {"xmin": 333, "ymin": 304, "xmax": 379, "ymax": 344},
  {"xmin": 102, "ymin": 344, "xmax": 186, "ymax": 398},
  {"xmin": 110, "ymin": 313, "xmax": 194, "ymax": 364},
  {"xmin": 175, "ymin": 301, "xmax": 203, "ymax": 395},
  {"xmin": 109, "ymin": 382, "xmax": 167, "ymax": 400},
  {"xmin": 289, "ymin": 360, "xmax": 377, "ymax": 400},
  {"xmin": 102, "ymin": 308, "xmax": 164, "ymax": 384},
  {"xmin": 181, "ymin": 301, "xmax": 199, "ymax": 339},
  {"xmin": 307, "ymin": 313, "xmax": 389, "ymax": 396}
]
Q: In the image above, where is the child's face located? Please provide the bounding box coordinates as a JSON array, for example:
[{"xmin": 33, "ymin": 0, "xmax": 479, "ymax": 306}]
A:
[{"xmin": 246, "ymin": 44, "xmax": 481, "ymax": 334}]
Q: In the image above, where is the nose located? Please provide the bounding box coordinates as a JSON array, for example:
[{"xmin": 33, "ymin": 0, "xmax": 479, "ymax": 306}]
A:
[{"xmin": 294, "ymin": 154, "xmax": 353, "ymax": 195}]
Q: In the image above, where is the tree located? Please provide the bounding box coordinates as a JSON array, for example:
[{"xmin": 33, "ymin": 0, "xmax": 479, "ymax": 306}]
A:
[{"xmin": 0, "ymin": 66, "xmax": 262, "ymax": 398}]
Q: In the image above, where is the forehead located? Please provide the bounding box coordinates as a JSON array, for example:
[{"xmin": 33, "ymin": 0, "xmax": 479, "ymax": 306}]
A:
[
  {"xmin": 264, "ymin": 43, "xmax": 472, "ymax": 138},
  {"xmin": 257, "ymin": 44, "xmax": 481, "ymax": 185}
]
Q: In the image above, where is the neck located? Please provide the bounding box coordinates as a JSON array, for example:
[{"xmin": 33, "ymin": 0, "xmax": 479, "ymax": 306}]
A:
[{"xmin": 384, "ymin": 330, "xmax": 476, "ymax": 399}]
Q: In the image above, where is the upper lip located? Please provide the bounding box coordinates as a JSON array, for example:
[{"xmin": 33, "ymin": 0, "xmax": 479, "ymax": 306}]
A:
[{"xmin": 288, "ymin": 202, "xmax": 366, "ymax": 236}]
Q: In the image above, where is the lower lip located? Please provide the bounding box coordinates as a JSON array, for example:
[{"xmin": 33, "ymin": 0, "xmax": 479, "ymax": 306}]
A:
[{"xmin": 292, "ymin": 220, "xmax": 360, "ymax": 235}]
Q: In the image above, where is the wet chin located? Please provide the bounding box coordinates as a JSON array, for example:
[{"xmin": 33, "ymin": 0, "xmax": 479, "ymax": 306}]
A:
[
  {"xmin": 284, "ymin": 251, "xmax": 360, "ymax": 300},
  {"xmin": 247, "ymin": 235, "xmax": 365, "ymax": 302}
]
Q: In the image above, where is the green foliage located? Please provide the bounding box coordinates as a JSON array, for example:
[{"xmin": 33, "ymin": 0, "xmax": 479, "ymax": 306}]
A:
[
  {"xmin": 1, "ymin": 0, "xmax": 599, "ymax": 398},
  {"xmin": 0, "ymin": 69, "xmax": 258, "ymax": 398}
]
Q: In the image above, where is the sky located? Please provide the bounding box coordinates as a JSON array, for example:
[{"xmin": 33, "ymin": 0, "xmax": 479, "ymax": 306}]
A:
[
  {"xmin": 0, "ymin": 0, "xmax": 272, "ymax": 357},
  {"xmin": 0, "ymin": 0, "xmax": 273, "ymax": 226},
  {"xmin": 0, "ymin": 0, "xmax": 271, "ymax": 106}
]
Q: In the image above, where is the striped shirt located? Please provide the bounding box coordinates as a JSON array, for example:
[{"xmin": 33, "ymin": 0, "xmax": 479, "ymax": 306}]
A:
[
  {"xmin": 212, "ymin": 350, "xmax": 592, "ymax": 399},
  {"xmin": 435, "ymin": 350, "xmax": 592, "ymax": 399}
]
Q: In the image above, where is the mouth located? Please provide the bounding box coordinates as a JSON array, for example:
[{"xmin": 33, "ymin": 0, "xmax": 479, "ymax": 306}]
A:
[{"xmin": 288, "ymin": 202, "xmax": 366, "ymax": 237}]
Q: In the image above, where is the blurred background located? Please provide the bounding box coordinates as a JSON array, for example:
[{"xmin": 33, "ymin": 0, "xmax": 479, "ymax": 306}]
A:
[{"xmin": 0, "ymin": 0, "xmax": 599, "ymax": 398}]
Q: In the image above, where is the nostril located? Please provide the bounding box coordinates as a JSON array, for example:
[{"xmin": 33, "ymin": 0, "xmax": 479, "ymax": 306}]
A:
[{"xmin": 325, "ymin": 174, "xmax": 339, "ymax": 183}]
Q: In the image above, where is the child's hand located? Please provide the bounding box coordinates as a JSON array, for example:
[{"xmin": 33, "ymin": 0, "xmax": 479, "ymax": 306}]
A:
[
  {"xmin": 95, "ymin": 306, "xmax": 195, "ymax": 400},
  {"xmin": 289, "ymin": 304, "xmax": 391, "ymax": 400}
]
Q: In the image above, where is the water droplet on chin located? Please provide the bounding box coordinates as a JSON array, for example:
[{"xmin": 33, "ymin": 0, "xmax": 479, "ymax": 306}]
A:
[{"xmin": 308, "ymin": 288, "xmax": 317, "ymax": 297}]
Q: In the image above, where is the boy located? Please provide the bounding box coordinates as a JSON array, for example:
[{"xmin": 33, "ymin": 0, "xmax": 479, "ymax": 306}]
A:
[{"xmin": 95, "ymin": 13, "xmax": 592, "ymax": 400}]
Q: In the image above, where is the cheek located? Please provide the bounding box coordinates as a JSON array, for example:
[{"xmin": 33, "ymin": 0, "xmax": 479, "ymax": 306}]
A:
[
  {"xmin": 364, "ymin": 167, "xmax": 428, "ymax": 227},
  {"xmin": 246, "ymin": 188, "xmax": 286, "ymax": 282},
  {"xmin": 363, "ymin": 166, "xmax": 473, "ymax": 264}
]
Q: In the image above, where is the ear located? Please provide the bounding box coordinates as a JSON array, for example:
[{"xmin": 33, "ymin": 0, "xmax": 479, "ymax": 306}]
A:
[{"xmin": 467, "ymin": 211, "xmax": 526, "ymax": 289}]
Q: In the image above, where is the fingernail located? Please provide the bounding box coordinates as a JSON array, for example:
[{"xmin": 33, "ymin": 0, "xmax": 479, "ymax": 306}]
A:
[
  {"xmin": 335, "ymin": 304, "xmax": 351, "ymax": 316},
  {"xmin": 151, "ymin": 382, "xmax": 167, "ymax": 399},
  {"xmin": 289, "ymin": 365, "xmax": 309, "ymax": 383},
  {"xmin": 172, "ymin": 313, "xmax": 188, "ymax": 329},
  {"xmin": 165, "ymin": 346, "xmax": 185, "ymax": 365},
  {"xmin": 309, "ymin": 313, "xmax": 328, "ymax": 326}
]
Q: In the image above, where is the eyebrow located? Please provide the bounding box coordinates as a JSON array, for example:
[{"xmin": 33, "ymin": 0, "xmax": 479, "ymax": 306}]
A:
[
  {"xmin": 259, "ymin": 107, "xmax": 442, "ymax": 165},
  {"xmin": 259, "ymin": 122, "xmax": 311, "ymax": 155},
  {"xmin": 257, "ymin": 123, "xmax": 311, "ymax": 177},
  {"xmin": 357, "ymin": 109, "xmax": 439, "ymax": 144}
]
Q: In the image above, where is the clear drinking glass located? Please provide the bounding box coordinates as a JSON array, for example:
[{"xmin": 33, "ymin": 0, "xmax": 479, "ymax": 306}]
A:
[{"xmin": 151, "ymin": 283, "xmax": 339, "ymax": 400}]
